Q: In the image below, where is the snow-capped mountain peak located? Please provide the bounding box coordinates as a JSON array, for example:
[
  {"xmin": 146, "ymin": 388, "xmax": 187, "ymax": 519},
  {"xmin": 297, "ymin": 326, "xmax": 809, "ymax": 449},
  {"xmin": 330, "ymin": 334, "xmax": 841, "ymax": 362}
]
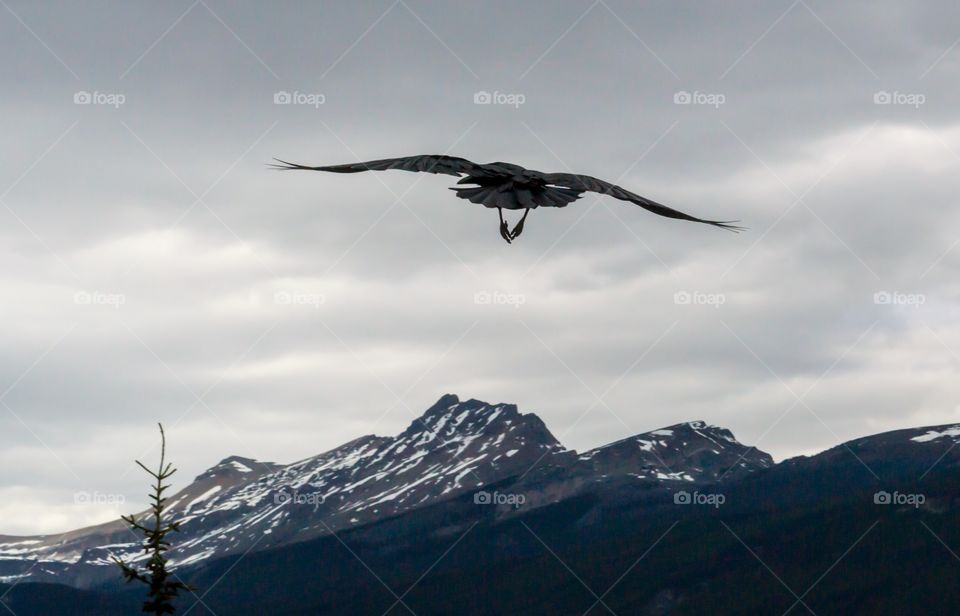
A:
[
  {"xmin": 576, "ymin": 419, "xmax": 773, "ymax": 482},
  {"xmin": 0, "ymin": 395, "xmax": 765, "ymax": 588}
]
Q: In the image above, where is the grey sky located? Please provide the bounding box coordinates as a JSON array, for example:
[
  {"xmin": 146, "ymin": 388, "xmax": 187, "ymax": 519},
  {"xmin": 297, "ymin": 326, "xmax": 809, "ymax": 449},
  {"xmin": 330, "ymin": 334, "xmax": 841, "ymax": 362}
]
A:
[{"xmin": 2, "ymin": 0, "xmax": 960, "ymax": 534}]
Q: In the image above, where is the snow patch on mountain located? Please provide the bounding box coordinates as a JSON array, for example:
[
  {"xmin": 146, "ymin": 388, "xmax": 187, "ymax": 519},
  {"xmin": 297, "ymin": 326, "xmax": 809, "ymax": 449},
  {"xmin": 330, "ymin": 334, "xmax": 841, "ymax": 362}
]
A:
[{"xmin": 911, "ymin": 426, "xmax": 960, "ymax": 443}]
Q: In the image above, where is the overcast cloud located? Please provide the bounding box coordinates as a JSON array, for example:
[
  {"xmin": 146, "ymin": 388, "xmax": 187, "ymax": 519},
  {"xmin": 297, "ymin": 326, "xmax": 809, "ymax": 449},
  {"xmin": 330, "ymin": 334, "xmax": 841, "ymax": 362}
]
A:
[{"xmin": 2, "ymin": 0, "xmax": 960, "ymax": 535}]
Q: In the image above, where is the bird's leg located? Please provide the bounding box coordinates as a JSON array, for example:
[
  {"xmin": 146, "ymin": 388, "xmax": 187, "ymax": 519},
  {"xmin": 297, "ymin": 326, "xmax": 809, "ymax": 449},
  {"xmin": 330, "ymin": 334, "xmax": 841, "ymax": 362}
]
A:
[
  {"xmin": 509, "ymin": 209, "xmax": 530, "ymax": 240},
  {"xmin": 498, "ymin": 208, "xmax": 512, "ymax": 244}
]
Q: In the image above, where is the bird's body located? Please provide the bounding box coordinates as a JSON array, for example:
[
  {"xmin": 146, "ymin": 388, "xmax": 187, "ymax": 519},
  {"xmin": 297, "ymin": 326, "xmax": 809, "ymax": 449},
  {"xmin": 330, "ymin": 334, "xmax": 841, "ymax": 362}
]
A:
[{"xmin": 272, "ymin": 154, "xmax": 743, "ymax": 242}]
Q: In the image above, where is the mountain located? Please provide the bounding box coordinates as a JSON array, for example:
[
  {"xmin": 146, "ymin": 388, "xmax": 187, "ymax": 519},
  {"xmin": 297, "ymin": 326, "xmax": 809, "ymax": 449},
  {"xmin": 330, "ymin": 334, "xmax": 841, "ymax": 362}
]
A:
[
  {"xmin": 0, "ymin": 395, "xmax": 770, "ymax": 589},
  {"xmin": 4, "ymin": 396, "xmax": 960, "ymax": 615},
  {"xmin": 575, "ymin": 420, "xmax": 773, "ymax": 481}
]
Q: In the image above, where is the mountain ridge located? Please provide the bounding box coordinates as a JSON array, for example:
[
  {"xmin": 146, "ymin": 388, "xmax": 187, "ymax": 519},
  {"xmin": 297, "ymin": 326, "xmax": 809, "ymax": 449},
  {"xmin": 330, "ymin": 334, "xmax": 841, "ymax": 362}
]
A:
[
  {"xmin": 0, "ymin": 394, "xmax": 767, "ymax": 588},
  {"xmin": 3, "ymin": 394, "xmax": 958, "ymax": 594}
]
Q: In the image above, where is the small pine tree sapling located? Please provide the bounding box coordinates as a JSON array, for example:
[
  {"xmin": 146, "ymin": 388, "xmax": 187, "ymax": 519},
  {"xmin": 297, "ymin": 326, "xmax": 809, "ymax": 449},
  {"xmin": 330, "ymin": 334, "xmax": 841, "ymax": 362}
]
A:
[{"xmin": 114, "ymin": 423, "xmax": 195, "ymax": 614}]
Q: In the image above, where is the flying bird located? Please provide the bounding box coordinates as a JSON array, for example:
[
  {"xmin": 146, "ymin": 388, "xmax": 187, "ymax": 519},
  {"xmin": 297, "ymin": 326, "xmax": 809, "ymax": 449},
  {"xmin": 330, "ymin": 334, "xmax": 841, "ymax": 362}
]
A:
[{"xmin": 272, "ymin": 155, "xmax": 743, "ymax": 243}]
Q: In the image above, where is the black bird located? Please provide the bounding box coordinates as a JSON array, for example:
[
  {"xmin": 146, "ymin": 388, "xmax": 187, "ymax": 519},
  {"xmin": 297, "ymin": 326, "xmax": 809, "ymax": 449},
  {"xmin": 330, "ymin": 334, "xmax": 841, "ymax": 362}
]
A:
[{"xmin": 272, "ymin": 155, "xmax": 743, "ymax": 243}]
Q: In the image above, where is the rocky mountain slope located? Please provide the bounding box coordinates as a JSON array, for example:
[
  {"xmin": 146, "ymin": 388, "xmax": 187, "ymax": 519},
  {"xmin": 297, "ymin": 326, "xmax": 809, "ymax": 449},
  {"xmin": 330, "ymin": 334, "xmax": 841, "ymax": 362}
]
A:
[{"xmin": 0, "ymin": 394, "xmax": 771, "ymax": 588}]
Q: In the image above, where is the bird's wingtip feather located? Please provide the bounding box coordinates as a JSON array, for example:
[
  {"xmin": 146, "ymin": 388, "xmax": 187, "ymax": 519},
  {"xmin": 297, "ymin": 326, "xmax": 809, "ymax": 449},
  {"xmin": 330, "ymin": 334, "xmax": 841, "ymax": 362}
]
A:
[
  {"xmin": 713, "ymin": 220, "xmax": 747, "ymax": 233},
  {"xmin": 268, "ymin": 158, "xmax": 312, "ymax": 171}
]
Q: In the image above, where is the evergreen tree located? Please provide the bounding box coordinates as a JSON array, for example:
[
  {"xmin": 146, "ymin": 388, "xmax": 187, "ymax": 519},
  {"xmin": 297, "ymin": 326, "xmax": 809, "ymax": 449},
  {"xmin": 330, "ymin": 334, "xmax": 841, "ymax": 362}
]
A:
[{"xmin": 114, "ymin": 423, "xmax": 194, "ymax": 614}]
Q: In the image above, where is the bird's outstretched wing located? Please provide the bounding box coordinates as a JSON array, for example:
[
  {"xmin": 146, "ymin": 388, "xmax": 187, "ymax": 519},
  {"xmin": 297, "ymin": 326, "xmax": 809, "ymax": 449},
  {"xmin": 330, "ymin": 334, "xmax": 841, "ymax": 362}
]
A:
[
  {"xmin": 541, "ymin": 172, "xmax": 745, "ymax": 232},
  {"xmin": 270, "ymin": 155, "xmax": 486, "ymax": 178}
]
